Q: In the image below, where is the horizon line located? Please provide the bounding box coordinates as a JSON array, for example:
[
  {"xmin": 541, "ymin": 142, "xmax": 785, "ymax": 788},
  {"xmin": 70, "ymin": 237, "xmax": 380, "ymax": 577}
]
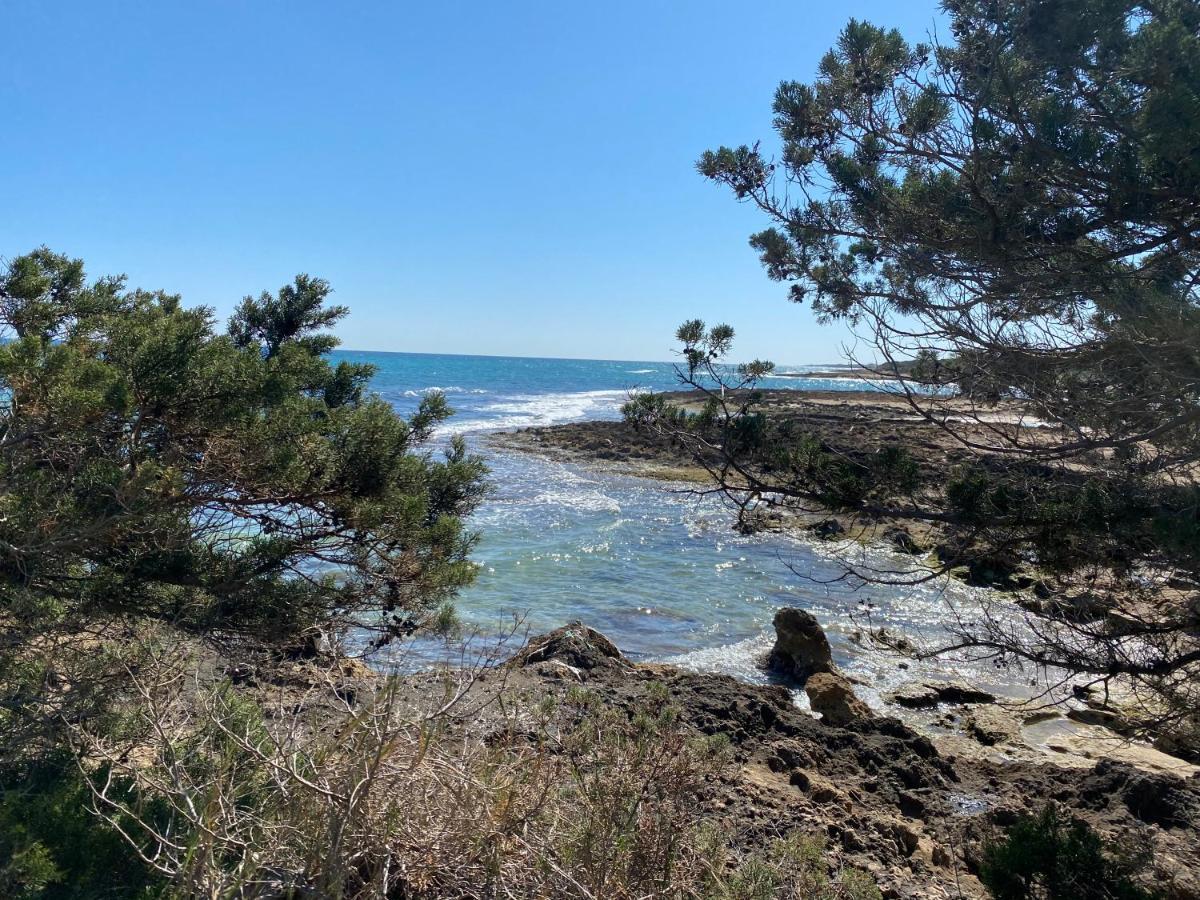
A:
[{"xmin": 335, "ymin": 346, "xmax": 843, "ymax": 370}]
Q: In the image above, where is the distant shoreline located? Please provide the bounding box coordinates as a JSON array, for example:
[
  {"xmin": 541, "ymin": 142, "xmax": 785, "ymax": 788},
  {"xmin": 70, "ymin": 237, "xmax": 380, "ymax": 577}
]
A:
[{"xmin": 766, "ymin": 368, "xmax": 903, "ymax": 380}]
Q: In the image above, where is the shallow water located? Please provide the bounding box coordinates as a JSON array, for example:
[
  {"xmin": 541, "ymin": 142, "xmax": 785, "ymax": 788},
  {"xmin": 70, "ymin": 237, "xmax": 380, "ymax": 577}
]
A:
[{"xmin": 339, "ymin": 349, "xmax": 1036, "ymax": 706}]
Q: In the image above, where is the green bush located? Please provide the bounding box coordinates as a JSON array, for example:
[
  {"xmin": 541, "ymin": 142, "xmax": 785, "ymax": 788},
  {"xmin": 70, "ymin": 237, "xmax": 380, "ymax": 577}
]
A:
[
  {"xmin": 0, "ymin": 753, "xmax": 164, "ymax": 899},
  {"xmin": 980, "ymin": 806, "xmax": 1159, "ymax": 900}
]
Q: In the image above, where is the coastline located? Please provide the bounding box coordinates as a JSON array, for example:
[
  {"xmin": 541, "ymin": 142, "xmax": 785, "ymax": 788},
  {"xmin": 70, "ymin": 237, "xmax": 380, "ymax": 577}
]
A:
[
  {"xmin": 483, "ymin": 388, "xmax": 1200, "ymax": 772},
  {"xmin": 487, "ymin": 388, "xmax": 1036, "ymax": 552},
  {"xmin": 166, "ymin": 619, "xmax": 1200, "ymax": 898}
]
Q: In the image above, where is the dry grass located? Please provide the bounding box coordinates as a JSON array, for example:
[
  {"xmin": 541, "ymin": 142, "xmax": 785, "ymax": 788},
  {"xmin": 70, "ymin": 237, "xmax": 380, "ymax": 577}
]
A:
[{"xmin": 65, "ymin": 640, "xmax": 881, "ymax": 899}]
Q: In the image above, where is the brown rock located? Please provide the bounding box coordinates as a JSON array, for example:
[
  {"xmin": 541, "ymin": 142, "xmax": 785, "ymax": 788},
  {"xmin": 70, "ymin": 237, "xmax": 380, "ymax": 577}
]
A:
[
  {"xmin": 965, "ymin": 705, "xmax": 1021, "ymax": 746},
  {"xmin": 767, "ymin": 607, "xmax": 835, "ymax": 682},
  {"xmin": 806, "ymin": 672, "xmax": 874, "ymax": 726},
  {"xmin": 510, "ymin": 622, "xmax": 628, "ymax": 672}
]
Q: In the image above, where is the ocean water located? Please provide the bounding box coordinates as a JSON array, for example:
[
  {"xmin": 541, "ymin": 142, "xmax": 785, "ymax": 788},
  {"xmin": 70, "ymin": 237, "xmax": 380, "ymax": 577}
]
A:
[{"xmin": 339, "ymin": 349, "xmax": 1029, "ymax": 708}]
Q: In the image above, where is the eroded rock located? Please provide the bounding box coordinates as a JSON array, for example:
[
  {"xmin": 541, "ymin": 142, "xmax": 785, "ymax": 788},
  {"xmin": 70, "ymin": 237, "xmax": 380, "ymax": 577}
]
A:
[
  {"xmin": 510, "ymin": 622, "xmax": 629, "ymax": 673},
  {"xmin": 888, "ymin": 680, "xmax": 996, "ymax": 708},
  {"xmin": 805, "ymin": 672, "xmax": 874, "ymax": 726},
  {"xmin": 767, "ymin": 607, "xmax": 835, "ymax": 683},
  {"xmin": 965, "ymin": 705, "xmax": 1020, "ymax": 746}
]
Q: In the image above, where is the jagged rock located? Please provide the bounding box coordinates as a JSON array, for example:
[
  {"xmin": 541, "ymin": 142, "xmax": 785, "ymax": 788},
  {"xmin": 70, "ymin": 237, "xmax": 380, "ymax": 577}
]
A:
[
  {"xmin": 887, "ymin": 680, "xmax": 996, "ymax": 708},
  {"xmin": 510, "ymin": 622, "xmax": 628, "ymax": 672},
  {"xmin": 965, "ymin": 705, "xmax": 1020, "ymax": 746},
  {"xmin": 767, "ymin": 607, "xmax": 835, "ymax": 683},
  {"xmin": 1082, "ymin": 760, "xmax": 1198, "ymax": 829},
  {"xmin": 887, "ymin": 683, "xmax": 942, "ymax": 708},
  {"xmin": 806, "ymin": 672, "xmax": 874, "ymax": 726}
]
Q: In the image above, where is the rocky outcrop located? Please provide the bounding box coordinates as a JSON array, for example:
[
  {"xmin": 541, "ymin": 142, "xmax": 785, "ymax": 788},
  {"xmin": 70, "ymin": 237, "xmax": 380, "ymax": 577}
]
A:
[
  {"xmin": 491, "ymin": 623, "xmax": 1200, "ymax": 899},
  {"xmin": 888, "ymin": 680, "xmax": 997, "ymax": 708},
  {"xmin": 805, "ymin": 672, "xmax": 874, "ymax": 726},
  {"xmin": 509, "ymin": 622, "xmax": 629, "ymax": 677},
  {"xmin": 964, "ymin": 705, "xmax": 1020, "ymax": 746},
  {"xmin": 766, "ymin": 607, "xmax": 835, "ymax": 683},
  {"xmin": 809, "ymin": 518, "xmax": 846, "ymax": 539}
]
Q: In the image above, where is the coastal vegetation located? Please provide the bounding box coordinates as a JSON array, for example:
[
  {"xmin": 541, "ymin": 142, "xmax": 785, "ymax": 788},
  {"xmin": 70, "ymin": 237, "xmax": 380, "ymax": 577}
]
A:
[
  {"xmin": 0, "ymin": 253, "xmax": 894, "ymax": 897},
  {"xmin": 4, "ymin": 0, "xmax": 1200, "ymax": 897},
  {"xmin": 631, "ymin": 0, "xmax": 1200, "ymax": 756}
]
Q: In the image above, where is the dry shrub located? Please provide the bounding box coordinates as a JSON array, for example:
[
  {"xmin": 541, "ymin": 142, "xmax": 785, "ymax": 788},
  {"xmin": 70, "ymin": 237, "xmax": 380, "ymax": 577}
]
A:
[{"xmin": 70, "ymin": 647, "xmax": 877, "ymax": 899}]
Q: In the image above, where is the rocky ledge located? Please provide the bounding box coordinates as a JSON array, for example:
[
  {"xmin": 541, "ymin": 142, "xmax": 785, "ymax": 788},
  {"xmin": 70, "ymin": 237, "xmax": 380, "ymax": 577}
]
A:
[{"xmin": 494, "ymin": 618, "xmax": 1200, "ymax": 899}]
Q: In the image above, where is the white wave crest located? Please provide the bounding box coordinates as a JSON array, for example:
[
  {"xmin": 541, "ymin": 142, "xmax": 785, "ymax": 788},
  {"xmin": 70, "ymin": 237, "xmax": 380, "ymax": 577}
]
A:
[
  {"xmin": 435, "ymin": 389, "xmax": 629, "ymax": 436},
  {"xmin": 662, "ymin": 634, "xmax": 776, "ymax": 682},
  {"xmin": 401, "ymin": 385, "xmax": 490, "ymax": 397}
]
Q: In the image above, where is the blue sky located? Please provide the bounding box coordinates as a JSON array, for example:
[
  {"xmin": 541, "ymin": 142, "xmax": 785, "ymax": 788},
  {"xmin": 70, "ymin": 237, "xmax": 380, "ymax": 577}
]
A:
[{"xmin": 3, "ymin": 1, "xmax": 941, "ymax": 364}]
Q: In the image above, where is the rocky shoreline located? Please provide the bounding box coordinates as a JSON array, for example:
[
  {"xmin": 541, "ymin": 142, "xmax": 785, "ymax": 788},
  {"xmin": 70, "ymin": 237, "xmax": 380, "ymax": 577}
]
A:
[
  {"xmin": 416, "ymin": 618, "xmax": 1200, "ymax": 896},
  {"xmin": 178, "ymin": 591, "xmax": 1199, "ymax": 899},
  {"xmin": 477, "ymin": 389, "xmax": 1200, "ymax": 892},
  {"xmin": 487, "ymin": 388, "xmax": 1045, "ymax": 555},
  {"xmin": 485, "ymin": 390, "xmax": 1194, "ymax": 735},
  {"xmin": 519, "ymin": 619, "xmax": 1200, "ymax": 897}
]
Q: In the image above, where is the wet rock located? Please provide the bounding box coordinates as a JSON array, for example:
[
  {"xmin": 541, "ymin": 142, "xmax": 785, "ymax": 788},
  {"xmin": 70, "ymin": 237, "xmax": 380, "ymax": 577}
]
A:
[
  {"xmin": 888, "ymin": 683, "xmax": 942, "ymax": 708},
  {"xmin": 510, "ymin": 622, "xmax": 629, "ymax": 672},
  {"xmin": 965, "ymin": 706, "xmax": 1020, "ymax": 746},
  {"xmin": 1021, "ymin": 708, "xmax": 1061, "ymax": 725},
  {"xmin": 933, "ymin": 682, "xmax": 998, "ymax": 705},
  {"xmin": 767, "ymin": 607, "xmax": 835, "ymax": 682},
  {"xmin": 806, "ymin": 672, "xmax": 874, "ymax": 726},
  {"xmin": 888, "ymin": 680, "xmax": 996, "ymax": 708},
  {"xmin": 883, "ymin": 526, "xmax": 922, "ymax": 554},
  {"xmin": 809, "ymin": 517, "xmax": 845, "ymax": 539}
]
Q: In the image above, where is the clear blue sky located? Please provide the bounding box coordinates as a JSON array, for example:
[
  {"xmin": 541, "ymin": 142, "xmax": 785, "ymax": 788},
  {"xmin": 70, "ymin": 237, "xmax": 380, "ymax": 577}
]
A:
[{"xmin": 2, "ymin": 1, "xmax": 941, "ymax": 364}]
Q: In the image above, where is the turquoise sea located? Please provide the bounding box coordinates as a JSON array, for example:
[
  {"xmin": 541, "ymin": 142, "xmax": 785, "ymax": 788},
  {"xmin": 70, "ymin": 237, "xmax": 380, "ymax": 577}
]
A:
[{"xmin": 340, "ymin": 349, "xmax": 1026, "ymax": 708}]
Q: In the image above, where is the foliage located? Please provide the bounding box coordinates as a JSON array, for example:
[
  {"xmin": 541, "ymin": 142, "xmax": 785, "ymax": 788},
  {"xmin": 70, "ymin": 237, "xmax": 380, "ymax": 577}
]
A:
[
  {"xmin": 69, "ymin": 652, "xmax": 874, "ymax": 900},
  {"xmin": 691, "ymin": 0, "xmax": 1200, "ymax": 563},
  {"xmin": 711, "ymin": 831, "xmax": 881, "ymax": 900},
  {"xmin": 980, "ymin": 806, "xmax": 1159, "ymax": 900},
  {"xmin": 0, "ymin": 753, "xmax": 163, "ymax": 899},
  {"xmin": 553, "ymin": 682, "xmax": 733, "ymax": 895},
  {"xmin": 634, "ymin": 0, "xmax": 1200, "ymax": 734},
  {"xmin": 0, "ymin": 248, "xmax": 488, "ymax": 649},
  {"xmin": 0, "ymin": 248, "xmax": 491, "ymax": 895}
]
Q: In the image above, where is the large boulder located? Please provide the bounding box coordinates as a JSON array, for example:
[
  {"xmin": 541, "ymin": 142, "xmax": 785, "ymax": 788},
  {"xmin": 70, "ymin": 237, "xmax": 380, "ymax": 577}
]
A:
[
  {"xmin": 805, "ymin": 672, "xmax": 874, "ymax": 726},
  {"xmin": 767, "ymin": 607, "xmax": 835, "ymax": 683}
]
